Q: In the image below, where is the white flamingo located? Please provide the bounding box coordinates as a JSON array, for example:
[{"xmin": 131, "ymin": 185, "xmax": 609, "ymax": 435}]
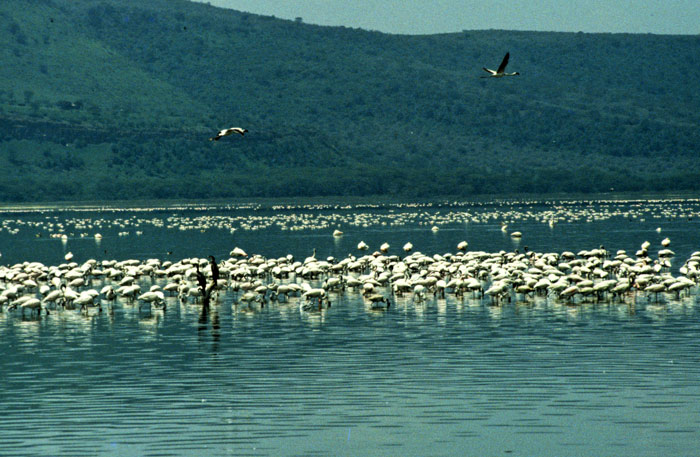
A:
[
  {"xmin": 138, "ymin": 291, "xmax": 166, "ymax": 310},
  {"xmin": 9, "ymin": 298, "xmax": 44, "ymax": 316},
  {"xmin": 304, "ymin": 248, "xmax": 317, "ymax": 264},
  {"xmin": 100, "ymin": 285, "xmax": 116, "ymax": 300},
  {"xmin": 42, "ymin": 288, "xmax": 64, "ymax": 308},
  {"xmin": 230, "ymin": 246, "xmax": 248, "ymax": 257}
]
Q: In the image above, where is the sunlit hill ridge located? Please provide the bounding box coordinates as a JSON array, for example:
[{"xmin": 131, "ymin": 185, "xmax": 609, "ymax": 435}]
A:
[{"xmin": 1, "ymin": 0, "xmax": 699, "ymax": 201}]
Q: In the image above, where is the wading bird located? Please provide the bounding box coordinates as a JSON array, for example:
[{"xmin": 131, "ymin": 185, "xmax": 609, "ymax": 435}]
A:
[
  {"xmin": 196, "ymin": 263, "xmax": 208, "ymax": 298},
  {"xmin": 208, "ymin": 256, "xmax": 219, "ymax": 285}
]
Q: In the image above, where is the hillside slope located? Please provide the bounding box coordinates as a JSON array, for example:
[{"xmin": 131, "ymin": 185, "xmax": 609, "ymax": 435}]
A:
[{"xmin": 0, "ymin": 0, "xmax": 699, "ymax": 201}]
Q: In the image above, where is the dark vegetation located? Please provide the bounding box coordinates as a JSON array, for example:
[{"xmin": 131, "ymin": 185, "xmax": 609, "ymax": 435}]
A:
[{"xmin": 0, "ymin": 0, "xmax": 699, "ymax": 201}]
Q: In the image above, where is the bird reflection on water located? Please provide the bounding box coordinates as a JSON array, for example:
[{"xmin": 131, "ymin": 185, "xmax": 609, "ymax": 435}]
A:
[{"xmin": 198, "ymin": 304, "xmax": 221, "ymax": 355}]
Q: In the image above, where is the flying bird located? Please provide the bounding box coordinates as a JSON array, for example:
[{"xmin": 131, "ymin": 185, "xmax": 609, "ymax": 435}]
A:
[
  {"xmin": 482, "ymin": 52, "xmax": 519, "ymax": 78},
  {"xmin": 209, "ymin": 127, "xmax": 248, "ymax": 141}
]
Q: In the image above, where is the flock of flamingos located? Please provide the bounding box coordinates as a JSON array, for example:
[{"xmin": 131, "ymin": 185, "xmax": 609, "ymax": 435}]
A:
[{"xmin": 1, "ymin": 231, "xmax": 698, "ymax": 319}]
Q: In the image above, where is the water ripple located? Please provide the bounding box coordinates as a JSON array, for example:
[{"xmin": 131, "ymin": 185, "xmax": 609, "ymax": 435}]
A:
[{"xmin": 3, "ymin": 211, "xmax": 700, "ymax": 455}]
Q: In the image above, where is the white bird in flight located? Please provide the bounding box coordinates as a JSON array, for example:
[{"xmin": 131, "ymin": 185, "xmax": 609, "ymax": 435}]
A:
[
  {"xmin": 209, "ymin": 127, "xmax": 248, "ymax": 141},
  {"xmin": 482, "ymin": 52, "xmax": 519, "ymax": 78}
]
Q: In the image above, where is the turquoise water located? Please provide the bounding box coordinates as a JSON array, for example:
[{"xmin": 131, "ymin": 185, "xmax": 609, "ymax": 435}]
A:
[{"xmin": 1, "ymin": 198, "xmax": 700, "ymax": 456}]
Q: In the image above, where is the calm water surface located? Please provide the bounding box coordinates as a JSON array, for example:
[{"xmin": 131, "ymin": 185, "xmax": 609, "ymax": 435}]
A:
[{"xmin": 2, "ymin": 198, "xmax": 700, "ymax": 456}]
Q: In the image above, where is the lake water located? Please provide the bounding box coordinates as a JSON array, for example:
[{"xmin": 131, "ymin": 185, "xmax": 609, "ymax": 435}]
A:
[{"xmin": 1, "ymin": 197, "xmax": 700, "ymax": 456}]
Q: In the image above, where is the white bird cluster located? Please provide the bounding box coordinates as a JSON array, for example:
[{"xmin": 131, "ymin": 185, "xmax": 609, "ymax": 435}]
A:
[
  {"xmin": 3, "ymin": 198, "xmax": 700, "ymax": 238},
  {"xmin": 0, "ymin": 237, "xmax": 697, "ymax": 320}
]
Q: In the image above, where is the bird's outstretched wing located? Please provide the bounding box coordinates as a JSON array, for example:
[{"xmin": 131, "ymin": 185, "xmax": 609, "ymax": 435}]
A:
[
  {"xmin": 210, "ymin": 127, "xmax": 247, "ymax": 140},
  {"xmin": 496, "ymin": 52, "xmax": 510, "ymax": 74},
  {"xmin": 482, "ymin": 67, "xmax": 496, "ymax": 75}
]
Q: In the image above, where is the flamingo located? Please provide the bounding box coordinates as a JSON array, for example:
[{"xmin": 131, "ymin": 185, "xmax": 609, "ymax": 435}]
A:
[
  {"xmin": 9, "ymin": 298, "xmax": 44, "ymax": 317},
  {"xmin": 304, "ymin": 248, "xmax": 317, "ymax": 264},
  {"xmin": 138, "ymin": 291, "xmax": 166, "ymax": 307},
  {"xmin": 42, "ymin": 288, "xmax": 64, "ymax": 308},
  {"xmin": 209, "ymin": 127, "xmax": 247, "ymax": 141},
  {"xmin": 301, "ymin": 287, "xmax": 331, "ymax": 310},
  {"xmin": 74, "ymin": 291, "xmax": 98, "ymax": 313},
  {"xmin": 100, "ymin": 285, "xmax": 116, "ymax": 300},
  {"xmin": 117, "ymin": 284, "xmax": 140, "ymax": 302},
  {"xmin": 412, "ymin": 284, "xmax": 427, "ymax": 302},
  {"xmin": 238, "ymin": 291, "xmax": 263, "ymax": 307},
  {"xmin": 230, "ymin": 246, "xmax": 248, "ymax": 257},
  {"xmin": 366, "ymin": 294, "xmax": 391, "ymax": 310},
  {"xmin": 163, "ymin": 282, "xmax": 179, "ymax": 296},
  {"xmin": 62, "ymin": 285, "xmax": 79, "ymax": 308},
  {"xmin": 482, "ymin": 52, "xmax": 519, "ymax": 78}
]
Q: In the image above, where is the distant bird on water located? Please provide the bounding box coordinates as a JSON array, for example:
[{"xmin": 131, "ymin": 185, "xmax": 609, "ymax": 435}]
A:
[
  {"xmin": 482, "ymin": 52, "xmax": 519, "ymax": 78},
  {"xmin": 209, "ymin": 127, "xmax": 248, "ymax": 141}
]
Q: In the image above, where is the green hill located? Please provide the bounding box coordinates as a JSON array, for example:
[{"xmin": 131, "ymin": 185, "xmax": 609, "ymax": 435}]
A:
[{"xmin": 1, "ymin": 0, "xmax": 699, "ymax": 201}]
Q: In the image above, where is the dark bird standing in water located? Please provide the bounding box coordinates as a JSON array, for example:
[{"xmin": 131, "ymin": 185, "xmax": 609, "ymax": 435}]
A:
[
  {"xmin": 209, "ymin": 255, "xmax": 220, "ymax": 287},
  {"xmin": 195, "ymin": 263, "xmax": 208, "ymax": 297}
]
